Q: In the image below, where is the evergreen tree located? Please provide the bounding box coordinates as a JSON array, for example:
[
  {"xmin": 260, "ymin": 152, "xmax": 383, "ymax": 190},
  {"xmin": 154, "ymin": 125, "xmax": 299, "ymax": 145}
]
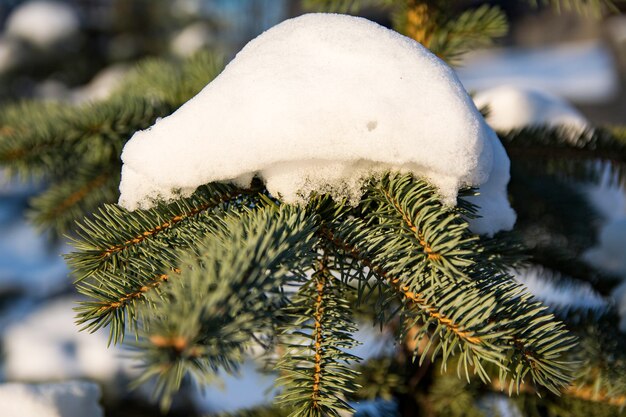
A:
[{"xmin": 1, "ymin": 1, "xmax": 626, "ymax": 416}]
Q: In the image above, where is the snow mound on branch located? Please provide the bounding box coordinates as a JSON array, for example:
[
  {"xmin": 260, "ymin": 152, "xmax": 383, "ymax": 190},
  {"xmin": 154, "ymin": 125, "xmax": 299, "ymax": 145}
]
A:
[
  {"xmin": 119, "ymin": 13, "xmax": 515, "ymax": 236},
  {"xmin": 473, "ymin": 85, "xmax": 588, "ymax": 133},
  {"xmin": 5, "ymin": 1, "xmax": 80, "ymax": 49},
  {"xmin": 0, "ymin": 381, "xmax": 103, "ymax": 417}
]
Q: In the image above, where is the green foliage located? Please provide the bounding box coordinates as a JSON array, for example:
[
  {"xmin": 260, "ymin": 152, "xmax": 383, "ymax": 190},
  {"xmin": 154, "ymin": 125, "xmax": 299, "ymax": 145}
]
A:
[
  {"xmin": 68, "ymin": 182, "xmax": 248, "ymax": 343},
  {"xmin": 391, "ymin": 3, "xmax": 508, "ymax": 65},
  {"xmin": 64, "ymin": 173, "xmax": 579, "ymax": 414},
  {"xmin": 429, "ymin": 374, "xmax": 485, "ymax": 417},
  {"xmin": 0, "ymin": 51, "xmax": 224, "ymax": 236},
  {"xmin": 135, "ymin": 204, "xmax": 320, "ymax": 409},
  {"xmin": 501, "ymin": 126, "xmax": 626, "ymax": 185},
  {"xmin": 328, "ymin": 175, "xmax": 576, "ymax": 394}
]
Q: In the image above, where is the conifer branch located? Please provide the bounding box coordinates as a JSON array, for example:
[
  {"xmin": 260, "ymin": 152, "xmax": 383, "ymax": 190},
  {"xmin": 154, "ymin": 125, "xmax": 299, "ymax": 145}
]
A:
[
  {"xmin": 67, "ymin": 183, "xmax": 249, "ymax": 277},
  {"xmin": 276, "ymin": 251, "xmax": 360, "ymax": 417},
  {"xmin": 69, "ymin": 183, "xmax": 261, "ymax": 342},
  {"xmin": 28, "ymin": 166, "xmax": 118, "ymax": 236},
  {"xmin": 320, "ymin": 224, "xmax": 499, "ymax": 354},
  {"xmin": 502, "ymin": 126, "xmax": 626, "ymax": 184},
  {"xmin": 320, "ymin": 175, "xmax": 576, "ymax": 394},
  {"xmin": 135, "ymin": 205, "xmax": 320, "ymax": 410}
]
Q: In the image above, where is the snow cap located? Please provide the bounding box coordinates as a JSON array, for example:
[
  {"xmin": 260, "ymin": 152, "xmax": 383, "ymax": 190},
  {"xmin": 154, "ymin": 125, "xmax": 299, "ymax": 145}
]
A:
[{"xmin": 119, "ymin": 13, "xmax": 515, "ymax": 236}]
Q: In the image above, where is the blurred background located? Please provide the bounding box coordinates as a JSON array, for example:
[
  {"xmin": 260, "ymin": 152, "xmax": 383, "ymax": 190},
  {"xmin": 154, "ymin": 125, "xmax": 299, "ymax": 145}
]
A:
[{"xmin": 0, "ymin": 0, "xmax": 624, "ymax": 416}]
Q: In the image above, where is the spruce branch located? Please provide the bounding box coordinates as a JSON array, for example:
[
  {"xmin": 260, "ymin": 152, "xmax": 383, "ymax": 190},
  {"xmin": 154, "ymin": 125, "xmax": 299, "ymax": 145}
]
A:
[
  {"xmin": 321, "ymin": 175, "xmax": 576, "ymax": 395},
  {"xmin": 276, "ymin": 253, "xmax": 360, "ymax": 417},
  {"xmin": 27, "ymin": 166, "xmax": 119, "ymax": 236},
  {"xmin": 69, "ymin": 183, "xmax": 256, "ymax": 342},
  {"xmin": 135, "ymin": 204, "xmax": 320, "ymax": 410},
  {"xmin": 429, "ymin": 5, "xmax": 508, "ymax": 65},
  {"xmin": 502, "ymin": 126, "xmax": 626, "ymax": 184},
  {"xmin": 319, "ymin": 222, "xmax": 509, "ymax": 379}
]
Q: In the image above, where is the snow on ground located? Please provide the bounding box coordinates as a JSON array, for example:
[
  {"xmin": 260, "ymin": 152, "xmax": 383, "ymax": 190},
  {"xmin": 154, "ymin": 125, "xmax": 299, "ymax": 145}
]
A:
[
  {"xmin": 2, "ymin": 297, "xmax": 137, "ymax": 384},
  {"xmin": 5, "ymin": 1, "xmax": 80, "ymax": 49},
  {"xmin": 0, "ymin": 220, "xmax": 69, "ymax": 298},
  {"xmin": 0, "ymin": 381, "xmax": 103, "ymax": 417},
  {"xmin": 0, "ymin": 176, "xmax": 69, "ymax": 298},
  {"xmin": 473, "ymin": 85, "xmax": 589, "ymax": 133},
  {"xmin": 457, "ymin": 40, "xmax": 619, "ymax": 104},
  {"xmin": 119, "ymin": 13, "xmax": 515, "ymax": 236}
]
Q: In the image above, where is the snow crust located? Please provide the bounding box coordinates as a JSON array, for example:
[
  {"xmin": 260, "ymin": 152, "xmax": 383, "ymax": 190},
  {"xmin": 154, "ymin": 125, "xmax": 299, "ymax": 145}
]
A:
[
  {"xmin": 5, "ymin": 1, "xmax": 80, "ymax": 49},
  {"xmin": 0, "ymin": 381, "xmax": 103, "ymax": 417},
  {"xmin": 119, "ymin": 13, "xmax": 515, "ymax": 236},
  {"xmin": 473, "ymin": 85, "xmax": 588, "ymax": 133}
]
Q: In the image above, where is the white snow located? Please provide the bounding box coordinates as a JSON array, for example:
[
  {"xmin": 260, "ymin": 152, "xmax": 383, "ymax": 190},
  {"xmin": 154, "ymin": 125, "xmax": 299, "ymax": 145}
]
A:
[
  {"xmin": 585, "ymin": 177, "xmax": 626, "ymax": 221},
  {"xmin": 513, "ymin": 267, "xmax": 607, "ymax": 313},
  {"xmin": 473, "ymin": 85, "xmax": 589, "ymax": 134},
  {"xmin": 584, "ymin": 217, "xmax": 626, "ymax": 330},
  {"xmin": 119, "ymin": 13, "xmax": 515, "ymax": 236},
  {"xmin": 0, "ymin": 381, "xmax": 103, "ymax": 417},
  {"xmin": 5, "ymin": 1, "xmax": 80, "ymax": 49},
  {"xmin": 2, "ymin": 297, "xmax": 134, "ymax": 383},
  {"xmin": 457, "ymin": 41, "xmax": 619, "ymax": 104},
  {"xmin": 584, "ymin": 218, "xmax": 626, "ymax": 276},
  {"xmin": 170, "ymin": 22, "xmax": 215, "ymax": 57},
  {"xmin": 71, "ymin": 64, "xmax": 130, "ymax": 103},
  {"xmin": 0, "ymin": 176, "xmax": 69, "ymax": 298}
]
